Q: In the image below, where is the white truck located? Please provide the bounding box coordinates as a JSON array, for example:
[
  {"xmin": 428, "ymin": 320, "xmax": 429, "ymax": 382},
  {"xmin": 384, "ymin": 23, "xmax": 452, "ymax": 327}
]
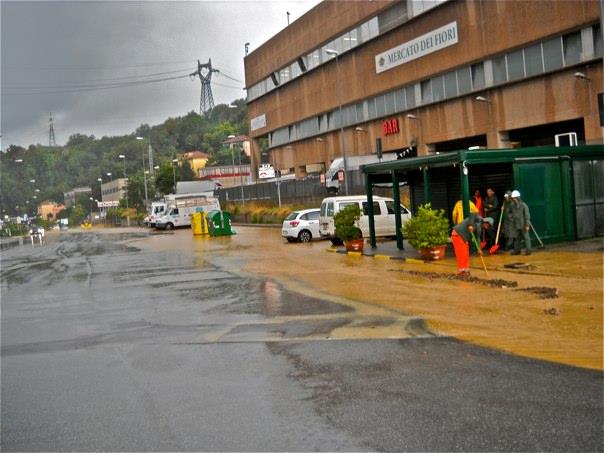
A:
[
  {"xmin": 155, "ymin": 193, "xmax": 220, "ymax": 230},
  {"xmin": 325, "ymin": 153, "xmax": 398, "ymax": 193},
  {"xmin": 143, "ymin": 201, "xmax": 167, "ymax": 227}
]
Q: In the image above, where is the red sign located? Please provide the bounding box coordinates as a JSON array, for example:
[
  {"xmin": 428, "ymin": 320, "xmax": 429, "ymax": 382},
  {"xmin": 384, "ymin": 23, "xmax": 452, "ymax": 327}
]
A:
[{"xmin": 382, "ymin": 118, "xmax": 399, "ymax": 136}]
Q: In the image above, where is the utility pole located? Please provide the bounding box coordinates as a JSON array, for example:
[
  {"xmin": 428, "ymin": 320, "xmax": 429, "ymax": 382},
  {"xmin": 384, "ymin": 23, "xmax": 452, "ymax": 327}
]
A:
[
  {"xmin": 48, "ymin": 113, "xmax": 57, "ymax": 147},
  {"xmin": 190, "ymin": 59, "xmax": 219, "ymax": 115}
]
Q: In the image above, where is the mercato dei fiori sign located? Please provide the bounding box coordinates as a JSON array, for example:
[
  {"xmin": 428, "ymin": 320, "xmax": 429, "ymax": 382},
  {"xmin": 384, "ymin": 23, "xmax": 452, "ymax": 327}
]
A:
[{"xmin": 375, "ymin": 21, "xmax": 458, "ymax": 74}]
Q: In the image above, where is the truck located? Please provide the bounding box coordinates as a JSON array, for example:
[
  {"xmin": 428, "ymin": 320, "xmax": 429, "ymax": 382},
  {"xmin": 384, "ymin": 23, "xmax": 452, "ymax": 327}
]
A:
[
  {"xmin": 143, "ymin": 201, "xmax": 167, "ymax": 227},
  {"xmin": 325, "ymin": 153, "xmax": 398, "ymax": 193},
  {"xmin": 154, "ymin": 193, "xmax": 221, "ymax": 230}
]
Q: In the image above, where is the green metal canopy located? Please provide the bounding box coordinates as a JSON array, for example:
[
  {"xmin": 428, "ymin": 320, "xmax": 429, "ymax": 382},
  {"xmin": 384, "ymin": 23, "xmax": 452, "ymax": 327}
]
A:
[{"xmin": 362, "ymin": 145, "xmax": 604, "ymax": 249}]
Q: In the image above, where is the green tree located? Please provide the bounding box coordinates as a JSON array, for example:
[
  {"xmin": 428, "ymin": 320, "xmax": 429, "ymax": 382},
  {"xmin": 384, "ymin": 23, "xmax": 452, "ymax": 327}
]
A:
[{"xmin": 155, "ymin": 162, "xmax": 177, "ymax": 195}]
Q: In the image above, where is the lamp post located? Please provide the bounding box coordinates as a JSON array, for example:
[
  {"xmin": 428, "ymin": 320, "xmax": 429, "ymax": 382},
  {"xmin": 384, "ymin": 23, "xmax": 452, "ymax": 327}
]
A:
[
  {"xmin": 136, "ymin": 136, "xmax": 151, "ymax": 206},
  {"xmin": 172, "ymin": 159, "xmax": 178, "ymax": 194},
  {"xmin": 325, "ymin": 48, "xmax": 348, "ymax": 195},
  {"xmin": 107, "ymin": 172, "xmax": 112, "ymax": 181},
  {"xmin": 118, "ymin": 155, "xmax": 130, "ymax": 226},
  {"xmin": 227, "ymin": 135, "xmax": 245, "ymax": 205}
]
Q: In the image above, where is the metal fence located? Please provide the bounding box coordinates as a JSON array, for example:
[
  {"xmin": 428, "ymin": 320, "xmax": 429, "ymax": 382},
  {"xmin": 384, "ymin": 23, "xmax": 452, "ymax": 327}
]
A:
[{"xmin": 217, "ymin": 170, "xmax": 370, "ymax": 206}]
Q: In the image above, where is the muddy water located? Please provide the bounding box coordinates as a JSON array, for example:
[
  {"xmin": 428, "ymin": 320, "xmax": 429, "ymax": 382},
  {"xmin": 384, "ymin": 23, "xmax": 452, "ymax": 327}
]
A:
[{"xmin": 134, "ymin": 227, "xmax": 603, "ymax": 370}]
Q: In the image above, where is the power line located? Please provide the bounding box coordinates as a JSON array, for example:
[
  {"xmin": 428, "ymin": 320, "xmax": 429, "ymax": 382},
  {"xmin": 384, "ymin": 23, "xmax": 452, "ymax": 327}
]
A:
[
  {"xmin": 4, "ymin": 67, "xmax": 196, "ymax": 89},
  {"xmin": 215, "ymin": 70, "xmax": 244, "ymax": 84},
  {"xmin": 3, "ymin": 73, "xmax": 192, "ymax": 96}
]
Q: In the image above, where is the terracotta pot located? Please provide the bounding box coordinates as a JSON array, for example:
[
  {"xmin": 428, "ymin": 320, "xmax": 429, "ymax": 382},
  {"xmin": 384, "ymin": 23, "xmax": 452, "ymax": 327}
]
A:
[
  {"xmin": 345, "ymin": 238, "xmax": 365, "ymax": 252},
  {"xmin": 419, "ymin": 245, "xmax": 446, "ymax": 260}
]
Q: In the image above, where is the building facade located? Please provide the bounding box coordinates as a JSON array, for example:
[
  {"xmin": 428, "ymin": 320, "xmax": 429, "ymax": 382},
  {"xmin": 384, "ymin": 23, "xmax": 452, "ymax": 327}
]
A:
[
  {"xmin": 63, "ymin": 186, "xmax": 92, "ymax": 208},
  {"xmin": 245, "ymin": 0, "xmax": 603, "ymax": 180},
  {"xmin": 100, "ymin": 178, "xmax": 128, "ymax": 203}
]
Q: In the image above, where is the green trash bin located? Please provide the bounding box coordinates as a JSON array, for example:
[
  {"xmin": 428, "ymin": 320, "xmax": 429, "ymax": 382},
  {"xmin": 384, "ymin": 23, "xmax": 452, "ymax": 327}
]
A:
[{"xmin": 207, "ymin": 210, "xmax": 235, "ymax": 236}]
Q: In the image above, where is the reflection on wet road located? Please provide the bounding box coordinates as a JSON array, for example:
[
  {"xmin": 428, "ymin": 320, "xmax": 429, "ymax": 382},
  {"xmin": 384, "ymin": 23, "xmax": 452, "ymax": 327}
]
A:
[{"xmin": 1, "ymin": 230, "xmax": 602, "ymax": 451}]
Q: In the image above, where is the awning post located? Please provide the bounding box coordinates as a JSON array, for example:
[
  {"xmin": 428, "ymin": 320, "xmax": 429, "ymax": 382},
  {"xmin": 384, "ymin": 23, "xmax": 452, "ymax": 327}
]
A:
[
  {"xmin": 392, "ymin": 170, "xmax": 404, "ymax": 250},
  {"xmin": 366, "ymin": 172, "xmax": 377, "ymax": 248}
]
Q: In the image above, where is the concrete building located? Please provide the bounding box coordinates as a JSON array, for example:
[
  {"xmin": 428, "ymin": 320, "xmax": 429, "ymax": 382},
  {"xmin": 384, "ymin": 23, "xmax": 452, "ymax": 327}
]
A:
[
  {"xmin": 100, "ymin": 178, "xmax": 128, "ymax": 203},
  {"xmin": 63, "ymin": 186, "xmax": 92, "ymax": 209},
  {"xmin": 245, "ymin": 0, "xmax": 603, "ymax": 180}
]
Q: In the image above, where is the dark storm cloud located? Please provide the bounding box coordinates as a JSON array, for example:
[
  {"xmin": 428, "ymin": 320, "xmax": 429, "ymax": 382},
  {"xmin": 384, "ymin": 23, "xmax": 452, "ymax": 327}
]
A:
[{"xmin": 1, "ymin": 0, "xmax": 319, "ymax": 148}]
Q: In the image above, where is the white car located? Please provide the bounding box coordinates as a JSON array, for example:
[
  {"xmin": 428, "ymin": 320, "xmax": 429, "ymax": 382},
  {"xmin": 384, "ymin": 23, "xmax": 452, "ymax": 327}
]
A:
[{"xmin": 281, "ymin": 208, "xmax": 321, "ymax": 243}]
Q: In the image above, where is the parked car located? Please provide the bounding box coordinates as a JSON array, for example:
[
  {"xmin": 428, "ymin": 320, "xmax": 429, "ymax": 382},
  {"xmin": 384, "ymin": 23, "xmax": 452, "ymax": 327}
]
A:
[
  {"xmin": 319, "ymin": 195, "xmax": 411, "ymax": 244},
  {"xmin": 281, "ymin": 208, "xmax": 321, "ymax": 243}
]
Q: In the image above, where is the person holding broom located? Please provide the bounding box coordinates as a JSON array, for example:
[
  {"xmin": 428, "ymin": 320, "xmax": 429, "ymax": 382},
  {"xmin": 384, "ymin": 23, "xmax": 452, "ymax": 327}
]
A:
[{"xmin": 451, "ymin": 213, "xmax": 492, "ymax": 275}]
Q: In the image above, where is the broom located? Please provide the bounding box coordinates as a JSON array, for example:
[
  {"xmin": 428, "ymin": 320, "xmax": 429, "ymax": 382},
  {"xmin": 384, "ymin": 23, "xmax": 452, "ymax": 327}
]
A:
[
  {"xmin": 489, "ymin": 207, "xmax": 505, "ymax": 255},
  {"xmin": 471, "ymin": 231, "xmax": 489, "ymax": 276}
]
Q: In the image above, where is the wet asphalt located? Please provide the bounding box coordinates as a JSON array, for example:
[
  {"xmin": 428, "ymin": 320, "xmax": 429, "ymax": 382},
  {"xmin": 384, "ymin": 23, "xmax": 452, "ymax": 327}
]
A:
[{"xmin": 1, "ymin": 231, "xmax": 602, "ymax": 452}]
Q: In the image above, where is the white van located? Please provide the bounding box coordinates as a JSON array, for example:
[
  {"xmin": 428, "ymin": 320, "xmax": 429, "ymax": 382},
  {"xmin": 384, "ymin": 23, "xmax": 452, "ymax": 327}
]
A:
[
  {"xmin": 155, "ymin": 197, "xmax": 220, "ymax": 230},
  {"xmin": 319, "ymin": 195, "xmax": 411, "ymax": 244}
]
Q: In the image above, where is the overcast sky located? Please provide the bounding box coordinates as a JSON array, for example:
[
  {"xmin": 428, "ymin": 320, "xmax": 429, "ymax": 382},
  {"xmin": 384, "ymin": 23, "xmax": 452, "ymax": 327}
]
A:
[{"xmin": 1, "ymin": 0, "xmax": 321, "ymax": 149}]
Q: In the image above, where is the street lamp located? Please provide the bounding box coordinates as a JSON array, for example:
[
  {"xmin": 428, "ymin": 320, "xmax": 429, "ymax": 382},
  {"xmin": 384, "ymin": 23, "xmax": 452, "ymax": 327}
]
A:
[
  {"xmin": 172, "ymin": 158, "xmax": 178, "ymax": 194},
  {"xmin": 325, "ymin": 48, "xmax": 348, "ymax": 195},
  {"xmin": 136, "ymin": 136, "xmax": 152, "ymax": 206},
  {"xmin": 118, "ymin": 155, "xmax": 130, "ymax": 226},
  {"xmin": 227, "ymin": 135, "xmax": 245, "ymax": 205},
  {"xmin": 107, "ymin": 172, "xmax": 112, "ymax": 181}
]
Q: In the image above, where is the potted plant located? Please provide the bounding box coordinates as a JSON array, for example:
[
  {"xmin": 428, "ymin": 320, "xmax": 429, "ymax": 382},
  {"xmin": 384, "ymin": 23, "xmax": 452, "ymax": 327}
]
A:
[
  {"xmin": 334, "ymin": 203, "xmax": 364, "ymax": 252},
  {"xmin": 403, "ymin": 203, "xmax": 450, "ymax": 260}
]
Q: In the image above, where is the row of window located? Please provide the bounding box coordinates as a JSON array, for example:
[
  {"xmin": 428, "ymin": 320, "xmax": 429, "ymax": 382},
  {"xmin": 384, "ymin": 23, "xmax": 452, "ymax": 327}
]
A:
[
  {"xmin": 269, "ymin": 25, "xmax": 602, "ymax": 149},
  {"xmin": 247, "ymin": 0, "xmax": 445, "ymax": 102}
]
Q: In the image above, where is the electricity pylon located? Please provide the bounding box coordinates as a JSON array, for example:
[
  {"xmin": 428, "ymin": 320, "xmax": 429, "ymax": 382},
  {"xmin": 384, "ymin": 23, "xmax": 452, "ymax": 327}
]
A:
[{"xmin": 190, "ymin": 59, "xmax": 219, "ymax": 115}]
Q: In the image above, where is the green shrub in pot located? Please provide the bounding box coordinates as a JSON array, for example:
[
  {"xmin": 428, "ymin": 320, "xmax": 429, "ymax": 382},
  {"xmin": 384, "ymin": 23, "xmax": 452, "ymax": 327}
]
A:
[
  {"xmin": 334, "ymin": 203, "xmax": 363, "ymax": 242},
  {"xmin": 403, "ymin": 203, "xmax": 450, "ymax": 249}
]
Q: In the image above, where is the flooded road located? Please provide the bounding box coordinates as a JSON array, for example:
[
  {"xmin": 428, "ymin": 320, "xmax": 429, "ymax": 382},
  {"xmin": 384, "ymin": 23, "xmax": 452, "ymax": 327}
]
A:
[{"xmin": 1, "ymin": 229, "xmax": 602, "ymax": 451}]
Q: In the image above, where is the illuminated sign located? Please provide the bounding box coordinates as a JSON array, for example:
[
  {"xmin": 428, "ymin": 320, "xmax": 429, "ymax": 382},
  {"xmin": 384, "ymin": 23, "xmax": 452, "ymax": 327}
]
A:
[{"xmin": 382, "ymin": 118, "xmax": 399, "ymax": 136}]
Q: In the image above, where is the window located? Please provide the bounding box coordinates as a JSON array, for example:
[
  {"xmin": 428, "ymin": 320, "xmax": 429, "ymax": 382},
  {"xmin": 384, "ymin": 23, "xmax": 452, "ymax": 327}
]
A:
[
  {"xmin": 395, "ymin": 88, "xmax": 407, "ymax": 111},
  {"xmin": 347, "ymin": 28, "xmax": 359, "ymax": 49},
  {"xmin": 457, "ymin": 67, "xmax": 472, "ymax": 94},
  {"xmin": 492, "ymin": 55, "xmax": 507, "ymax": 84},
  {"xmin": 405, "ymin": 85, "xmax": 416, "ymax": 108},
  {"xmin": 471, "ymin": 62, "xmax": 485, "ymax": 89},
  {"xmin": 543, "ymin": 37, "xmax": 563, "ymax": 72},
  {"xmin": 375, "ymin": 94, "xmax": 386, "ymax": 117},
  {"xmin": 563, "ymin": 31, "xmax": 582, "ymax": 66},
  {"xmin": 524, "ymin": 44, "xmax": 543, "ymax": 77},
  {"xmin": 362, "ymin": 201, "xmax": 381, "ymax": 216},
  {"xmin": 356, "ymin": 103, "xmax": 365, "ymax": 122},
  {"xmin": 326, "ymin": 202, "xmax": 334, "ymax": 216},
  {"xmin": 344, "ymin": 104, "xmax": 357, "ymax": 126},
  {"xmin": 444, "ymin": 71, "xmax": 458, "ymax": 98},
  {"xmin": 431, "ymin": 75, "xmax": 445, "ymax": 101},
  {"xmin": 385, "ymin": 201, "xmax": 409, "ymax": 215},
  {"xmin": 367, "ymin": 98, "xmax": 377, "ymax": 119},
  {"xmin": 307, "ymin": 211, "xmax": 320, "ymax": 221},
  {"xmin": 507, "ymin": 49, "xmax": 525, "ymax": 80},
  {"xmin": 384, "ymin": 91, "xmax": 396, "ymax": 114},
  {"xmin": 594, "ymin": 25, "xmax": 602, "ymax": 57},
  {"xmin": 421, "ymin": 79, "xmax": 432, "ymax": 103}
]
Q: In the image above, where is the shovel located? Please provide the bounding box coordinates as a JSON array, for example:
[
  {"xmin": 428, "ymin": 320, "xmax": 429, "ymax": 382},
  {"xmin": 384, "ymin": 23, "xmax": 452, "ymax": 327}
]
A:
[
  {"xmin": 489, "ymin": 207, "xmax": 505, "ymax": 255},
  {"xmin": 471, "ymin": 231, "xmax": 489, "ymax": 276},
  {"xmin": 530, "ymin": 222, "xmax": 545, "ymax": 248}
]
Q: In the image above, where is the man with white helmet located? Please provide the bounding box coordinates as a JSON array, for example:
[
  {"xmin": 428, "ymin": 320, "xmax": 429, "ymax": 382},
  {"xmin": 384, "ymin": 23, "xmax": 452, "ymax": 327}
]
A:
[{"xmin": 509, "ymin": 190, "xmax": 532, "ymax": 255}]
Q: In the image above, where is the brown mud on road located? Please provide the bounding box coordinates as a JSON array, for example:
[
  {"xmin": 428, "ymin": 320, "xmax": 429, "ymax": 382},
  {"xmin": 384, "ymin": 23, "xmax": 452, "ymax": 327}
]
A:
[{"xmin": 132, "ymin": 226, "xmax": 603, "ymax": 370}]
